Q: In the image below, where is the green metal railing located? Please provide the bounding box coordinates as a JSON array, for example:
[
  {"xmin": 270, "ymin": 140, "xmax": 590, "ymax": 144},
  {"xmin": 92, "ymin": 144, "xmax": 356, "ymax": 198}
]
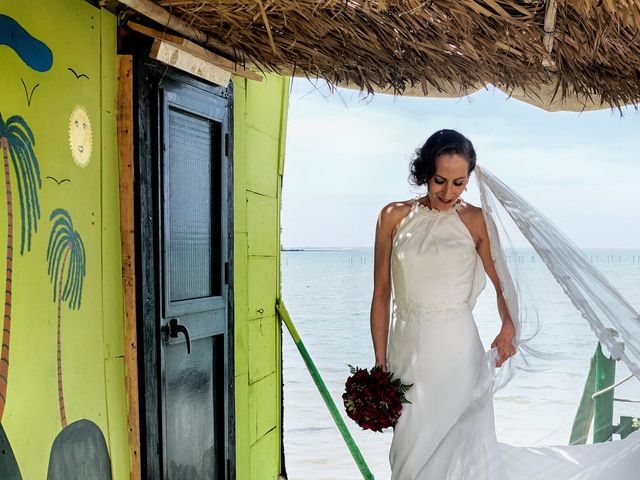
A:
[
  {"xmin": 276, "ymin": 299, "xmax": 374, "ymax": 480},
  {"xmin": 278, "ymin": 299, "xmax": 639, "ymax": 474},
  {"xmin": 570, "ymin": 341, "xmax": 639, "ymax": 445}
]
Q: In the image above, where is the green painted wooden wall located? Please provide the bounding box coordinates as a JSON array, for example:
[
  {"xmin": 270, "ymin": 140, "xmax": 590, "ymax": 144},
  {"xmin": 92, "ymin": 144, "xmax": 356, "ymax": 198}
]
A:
[
  {"xmin": 233, "ymin": 74, "xmax": 290, "ymax": 480},
  {"xmin": 0, "ymin": 1, "xmax": 129, "ymax": 478},
  {"xmin": 1, "ymin": 1, "xmax": 290, "ymax": 478}
]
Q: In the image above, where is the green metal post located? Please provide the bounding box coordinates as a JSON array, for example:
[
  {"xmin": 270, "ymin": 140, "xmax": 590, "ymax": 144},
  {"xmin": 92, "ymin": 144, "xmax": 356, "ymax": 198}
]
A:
[
  {"xmin": 569, "ymin": 353, "xmax": 596, "ymax": 444},
  {"xmin": 593, "ymin": 344, "xmax": 616, "ymax": 443},
  {"xmin": 616, "ymin": 416, "xmax": 636, "ymax": 440},
  {"xmin": 276, "ymin": 299, "xmax": 375, "ymax": 480}
]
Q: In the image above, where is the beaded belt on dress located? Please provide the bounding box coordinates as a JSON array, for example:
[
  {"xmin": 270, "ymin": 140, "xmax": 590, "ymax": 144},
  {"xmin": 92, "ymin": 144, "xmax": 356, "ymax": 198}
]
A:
[{"xmin": 393, "ymin": 298, "xmax": 470, "ymax": 322}]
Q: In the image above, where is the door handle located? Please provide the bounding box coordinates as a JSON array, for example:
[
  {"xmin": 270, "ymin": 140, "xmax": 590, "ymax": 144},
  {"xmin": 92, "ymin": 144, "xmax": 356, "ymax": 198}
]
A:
[{"xmin": 166, "ymin": 318, "xmax": 192, "ymax": 354}]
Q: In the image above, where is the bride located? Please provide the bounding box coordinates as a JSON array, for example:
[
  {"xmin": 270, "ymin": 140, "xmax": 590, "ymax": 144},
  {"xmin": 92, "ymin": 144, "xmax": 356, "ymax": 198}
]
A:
[{"xmin": 370, "ymin": 129, "xmax": 640, "ymax": 479}]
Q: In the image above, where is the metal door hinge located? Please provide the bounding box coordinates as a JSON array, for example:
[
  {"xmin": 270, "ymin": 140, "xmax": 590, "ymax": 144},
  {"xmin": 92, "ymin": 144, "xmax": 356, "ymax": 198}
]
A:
[
  {"xmin": 224, "ymin": 261, "xmax": 230, "ymax": 285},
  {"xmin": 224, "ymin": 133, "xmax": 230, "ymax": 156}
]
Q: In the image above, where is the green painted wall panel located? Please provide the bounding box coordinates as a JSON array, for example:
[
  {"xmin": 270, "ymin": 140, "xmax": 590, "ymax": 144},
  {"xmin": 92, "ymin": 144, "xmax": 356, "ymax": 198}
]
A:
[
  {"xmin": 1, "ymin": 3, "xmax": 287, "ymax": 478},
  {"xmin": 247, "ymin": 255, "xmax": 277, "ymax": 320},
  {"xmin": 234, "ymin": 232, "xmax": 249, "ymax": 310},
  {"xmin": 235, "ymin": 373, "xmax": 251, "ymax": 479},
  {"xmin": 247, "ymin": 192, "xmax": 278, "ymax": 256},
  {"xmin": 235, "ymin": 306, "xmax": 249, "ymax": 379},
  {"xmin": 233, "ymin": 81, "xmax": 248, "ymax": 235},
  {"xmin": 249, "ymin": 428, "xmax": 280, "ymax": 480},
  {"xmin": 104, "ymin": 357, "xmax": 129, "ymax": 480},
  {"xmin": 249, "ymin": 373, "xmax": 278, "ymax": 445},
  {"xmin": 235, "ymin": 187, "xmax": 248, "ymax": 235},
  {"xmin": 245, "ymin": 77, "xmax": 285, "ymax": 138},
  {"xmin": 99, "ymin": 11, "xmax": 129, "ymax": 477},
  {"xmin": 246, "ymin": 128, "xmax": 279, "ymax": 197},
  {"xmin": 248, "ymin": 315, "xmax": 277, "ymax": 383},
  {"xmin": 0, "ymin": 1, "xmax": 124, "ymax": 478},
  {"xmin": 234, "ymin": 73, "xmax": 288, "ymax": 479},
  {"xmin": 277, "ymin": 79, "xmax": 290, "ymax": 177},
  {"xmin": 100, "ymin": 11, "xmax": 124, "ymax": 360}
]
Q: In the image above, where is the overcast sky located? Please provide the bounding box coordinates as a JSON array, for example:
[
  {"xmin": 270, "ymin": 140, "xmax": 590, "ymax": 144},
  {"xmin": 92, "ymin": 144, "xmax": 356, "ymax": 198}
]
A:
[{"xmin": 281, "ymin": 78, "xmax": 640, "ymax": 249}]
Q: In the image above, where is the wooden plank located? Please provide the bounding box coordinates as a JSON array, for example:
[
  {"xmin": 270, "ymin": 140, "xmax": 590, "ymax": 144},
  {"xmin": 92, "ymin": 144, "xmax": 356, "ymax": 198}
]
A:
[
  {"xmin": 128, "ymin": 21, "xmax": 262, "ymax": 82},
  {"xmin": 117, "ymin": 55, "xmax": 141, "ymax": 480},
  {"xmin": 150, "ymin": 39, "xmax": 232, "ymax": 87},
  {"xmin": 127, "ymin": 20, "xmax": 185, "ymax": 45},
  {"xmin": 118, "ymin": 0, "xmax": 208, "ymax": 43},
  {"xmin": 178, "ymin": 39, "xmax": 263, "ymax": 82}
]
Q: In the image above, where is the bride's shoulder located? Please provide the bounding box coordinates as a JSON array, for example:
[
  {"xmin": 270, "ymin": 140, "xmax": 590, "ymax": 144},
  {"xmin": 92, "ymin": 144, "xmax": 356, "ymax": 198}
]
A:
[
  {"xmin": 380, "ymin": 199, "xmax": 413, "ymax": 216},
  {"xmin": 377, "ymin": 200, "xmax": 412, "ymax": 229},
  {"xmin": 458, "ymin": 201, "xmax": 486, "ymax": 228}
]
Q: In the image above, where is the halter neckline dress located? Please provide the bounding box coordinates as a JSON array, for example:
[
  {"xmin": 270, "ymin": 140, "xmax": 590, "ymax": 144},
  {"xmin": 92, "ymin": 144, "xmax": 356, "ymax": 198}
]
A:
[{"xmin": 386, "ymin": 199, "xmax": 640, "ymax": 479}]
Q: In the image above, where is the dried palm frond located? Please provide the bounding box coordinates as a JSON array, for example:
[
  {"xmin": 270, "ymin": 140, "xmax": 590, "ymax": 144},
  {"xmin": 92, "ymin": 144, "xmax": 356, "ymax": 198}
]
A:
[{"xmin": 141, "ymin": 1, "xmax": 640, "ymax": 109}]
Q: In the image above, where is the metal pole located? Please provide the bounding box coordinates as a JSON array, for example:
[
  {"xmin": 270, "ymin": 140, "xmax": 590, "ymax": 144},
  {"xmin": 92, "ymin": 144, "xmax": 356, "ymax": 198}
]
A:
[
  {"xmin": 593, "ymin": 344, "xmax": 616, "ymax": 443},
  {"xmin": 569, "ymin": 352, "xmax": 596, "ymax": 444},
  {"xmin": 276, "ymin": 300, "xmax": 374, "ymax": 479}
]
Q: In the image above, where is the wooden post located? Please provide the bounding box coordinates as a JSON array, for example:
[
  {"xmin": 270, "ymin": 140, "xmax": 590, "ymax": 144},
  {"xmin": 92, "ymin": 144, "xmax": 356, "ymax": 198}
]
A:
[{"xmin": 117, "ymin": 54, "xmax": 141, "ymax": 480}]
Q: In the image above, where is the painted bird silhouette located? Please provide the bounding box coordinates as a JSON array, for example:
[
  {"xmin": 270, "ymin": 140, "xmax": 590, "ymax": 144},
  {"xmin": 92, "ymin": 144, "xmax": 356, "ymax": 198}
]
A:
[
  {"xmin": 67, "ymin": 67, "xmax": 89, "ymax": 80},
  {"xmin": 46, "ymin": 176, "xmax": 71, "ymax": 185},
  {"xmin": 21, "ymin": 79, "xmax": 39, "ymax": 106}
]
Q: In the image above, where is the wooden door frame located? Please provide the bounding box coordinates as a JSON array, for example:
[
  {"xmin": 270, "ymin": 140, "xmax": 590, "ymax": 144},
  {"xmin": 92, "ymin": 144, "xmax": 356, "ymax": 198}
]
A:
[{"xmin": 133, "ymin": 57, "xmax": 235, "ymax": 479}]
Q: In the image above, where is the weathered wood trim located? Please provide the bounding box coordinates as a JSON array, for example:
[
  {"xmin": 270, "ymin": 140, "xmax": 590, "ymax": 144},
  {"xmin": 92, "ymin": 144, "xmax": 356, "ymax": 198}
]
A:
[
  {"xmin": 224, "ymin": 80, "xmax": 237, "ymax": 480},
  {"xmin": 117, "ymin": 54, "xmax": 142, "ymax": 480},
  {"xmin": 135, "ymin": 57, "xmax": 162, "ymax": 479},
  {"xmin": 128, "ymin": 21, "xmax": 262, "ymax": 82},
  {"xmin": 149, "ymin": 39, "xmax": 232, "ymax": 87}
]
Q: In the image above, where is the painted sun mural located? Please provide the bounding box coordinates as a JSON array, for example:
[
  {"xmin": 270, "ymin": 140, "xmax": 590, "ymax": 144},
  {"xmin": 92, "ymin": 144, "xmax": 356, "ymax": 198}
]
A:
[{"xmin": 68, "ymin": 105, "xmax": 92, "ymax": 167}]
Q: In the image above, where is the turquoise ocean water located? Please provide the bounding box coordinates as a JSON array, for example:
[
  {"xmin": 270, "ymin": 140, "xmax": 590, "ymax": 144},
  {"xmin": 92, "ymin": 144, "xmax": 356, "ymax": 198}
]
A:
[{"xmin": 281, "ymin": 248, "xmax": 640, "ymax": 480}]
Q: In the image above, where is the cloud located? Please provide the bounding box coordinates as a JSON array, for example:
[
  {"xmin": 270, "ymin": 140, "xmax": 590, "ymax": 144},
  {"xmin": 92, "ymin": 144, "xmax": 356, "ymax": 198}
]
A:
[{"xmin": 283, "ymin": 79, "xmax": 640, "ymax": 248}]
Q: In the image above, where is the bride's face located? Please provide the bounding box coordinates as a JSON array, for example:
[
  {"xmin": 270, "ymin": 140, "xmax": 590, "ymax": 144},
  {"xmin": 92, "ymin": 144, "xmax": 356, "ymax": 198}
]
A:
[{"xmin": 426, "ymin": 153, "xmax": 469, "ymax": 210}]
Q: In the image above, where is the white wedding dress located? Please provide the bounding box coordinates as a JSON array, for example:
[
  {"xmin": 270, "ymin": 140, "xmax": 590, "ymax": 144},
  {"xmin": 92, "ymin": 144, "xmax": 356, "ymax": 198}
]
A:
[{"xmin": 387, "ymin": 199, "xmax": 640, "ymax": 480}]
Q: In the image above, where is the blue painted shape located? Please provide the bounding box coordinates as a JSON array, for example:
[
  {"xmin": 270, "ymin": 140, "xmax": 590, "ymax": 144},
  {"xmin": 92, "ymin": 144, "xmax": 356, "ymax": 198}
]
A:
[
  {"xmin": 47, "ymin": 420, "xmax": 111, "ymax": 480},
  {"xmin": 0, "ymin": 14, "xmax": 53, "ymax": 72},
  {"xmin": 0, "ymin": 423, "xmax": 22, "ymax": 479}
]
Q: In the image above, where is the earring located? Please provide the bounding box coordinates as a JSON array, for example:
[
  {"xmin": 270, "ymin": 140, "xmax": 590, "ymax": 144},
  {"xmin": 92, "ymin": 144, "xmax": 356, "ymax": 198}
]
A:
[{"xmin": 464, "ymin": 186, "xmax": 468, "ymax": 192}]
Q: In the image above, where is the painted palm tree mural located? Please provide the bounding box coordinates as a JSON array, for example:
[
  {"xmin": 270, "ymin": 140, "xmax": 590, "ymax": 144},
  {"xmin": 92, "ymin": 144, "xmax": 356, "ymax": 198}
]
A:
[
  {"xmin": 0, "ymin": 113, "xmax": 42, "ymax": 421},
  {"xmin": 46, "ymin": 209, "xmax": 85, "ymax": 428},
  {"xmin": 45, "ymin": 211, "xmax": 111, "ymax": 480}
]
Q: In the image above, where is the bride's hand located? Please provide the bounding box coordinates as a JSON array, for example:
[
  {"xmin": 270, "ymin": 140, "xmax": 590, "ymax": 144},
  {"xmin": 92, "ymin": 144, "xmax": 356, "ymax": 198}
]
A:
[
  {"xmin": 375, "ymin": 359, "xmax": 388, "ymax": 372},
  {"xmin": 491, "ymin": 321, "xmax": 516, "ymax": 367}
]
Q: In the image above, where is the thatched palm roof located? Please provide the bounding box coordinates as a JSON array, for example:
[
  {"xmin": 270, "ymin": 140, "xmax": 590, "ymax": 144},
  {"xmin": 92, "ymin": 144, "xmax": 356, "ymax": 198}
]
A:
[{"xmin": 120, "ymin": 1, "xmax": 640, "ymax": 111}]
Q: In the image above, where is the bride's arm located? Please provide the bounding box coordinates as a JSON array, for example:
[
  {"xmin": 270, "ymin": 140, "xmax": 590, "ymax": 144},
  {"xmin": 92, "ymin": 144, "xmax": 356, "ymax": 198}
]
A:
[
  {"xmin": 469, "ymin": 207, "xmax": 516, "ymax": 367},
  {"xmin": 370, "ymin": 203, "xmax": 405, "ymax": 371}
]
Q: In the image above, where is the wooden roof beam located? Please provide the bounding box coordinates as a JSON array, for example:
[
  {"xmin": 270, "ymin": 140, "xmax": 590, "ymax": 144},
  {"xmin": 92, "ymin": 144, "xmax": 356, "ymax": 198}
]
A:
[
  {"xmin": 116, "ymin": 0, "xmax": 241, "ymax": 60},
  {"xmin": 128, "ymin": 21, "xmax": 262, "ymax": 81},
  {"xmin": 543, "ymin": 0, "xmax": 558, "ymax": 53},
  {"xmin": 542, "ymin": 0, "xmax": 558, "ymax": 69}
]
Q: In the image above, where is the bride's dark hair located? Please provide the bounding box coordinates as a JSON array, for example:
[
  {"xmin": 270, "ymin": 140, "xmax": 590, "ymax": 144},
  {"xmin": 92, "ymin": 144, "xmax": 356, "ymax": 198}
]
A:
[{"xmin": 409, "ymin": 129, "xmax": 477, "ymax": 186}]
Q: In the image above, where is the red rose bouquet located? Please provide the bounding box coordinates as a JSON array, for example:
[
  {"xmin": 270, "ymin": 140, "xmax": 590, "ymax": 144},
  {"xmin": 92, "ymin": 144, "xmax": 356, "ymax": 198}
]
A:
[{"xmin": 342, "ymin": 364, "xmax": 413, "ymax": 432}]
